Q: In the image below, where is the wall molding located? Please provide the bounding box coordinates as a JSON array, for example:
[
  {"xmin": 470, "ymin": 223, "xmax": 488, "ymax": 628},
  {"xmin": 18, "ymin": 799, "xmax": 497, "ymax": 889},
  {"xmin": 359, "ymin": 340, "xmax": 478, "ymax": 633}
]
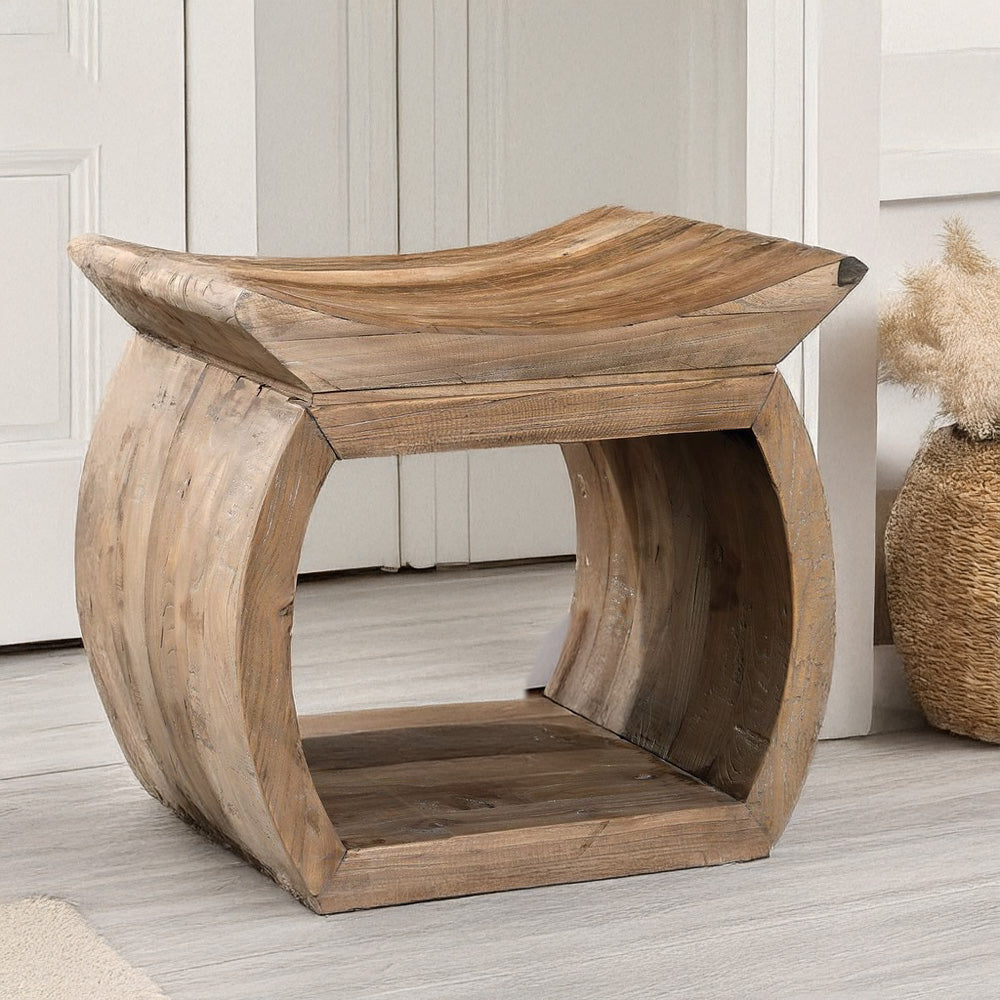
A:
[
  {"xmin": 69, "ymin": 0, "xmax": 98, "ymax": 81},
  {"xmin": 881, "ymin": 50, "xmax": 1000, "ymax": 157},
  {"xmin": 347, "ymin": 0, "xmax": 397, "ymax": 254},
  {"xmin": 398, "ymin": 0, "xmax": 471, "ymax": 567},
  {"xmin": 881, "ymin": 148, "xmax": 1000, "ymax": 202},
  {"xmin": 0, "ymin": 147, "xmax": 98, "ymax": 460},
  {"xmin": 745, "ymin": 0, "xmax": 808, "ymax": 419},
  {"xmin": 804, "ymin": 0, "xmax": 881, "ymax": 738},
  {"xmin": 883, "ymin": 0, "xmax": 1000, "ymax": 55},
  {"xmin": 0, "ymin": 0, "xmax": 96, "ymax": 79},
  {"xmin": 467, "ymin": 0, "xmax": 509, "ymax": 243}
]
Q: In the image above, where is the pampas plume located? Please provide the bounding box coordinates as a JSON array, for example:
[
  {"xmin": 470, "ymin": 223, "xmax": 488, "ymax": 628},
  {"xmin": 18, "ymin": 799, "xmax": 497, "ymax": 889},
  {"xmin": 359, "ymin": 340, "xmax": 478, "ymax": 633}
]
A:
[{"xmin": 879, "ymin": 218, "xmax": 1000, "ymax": 439}]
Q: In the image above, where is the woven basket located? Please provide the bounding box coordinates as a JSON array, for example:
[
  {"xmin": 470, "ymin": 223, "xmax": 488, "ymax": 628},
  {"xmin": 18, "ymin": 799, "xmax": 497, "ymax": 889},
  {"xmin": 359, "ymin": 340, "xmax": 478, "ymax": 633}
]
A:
[{"xmin": 885, "ymin": 425, "xmax": 1000, "ymax": 742}]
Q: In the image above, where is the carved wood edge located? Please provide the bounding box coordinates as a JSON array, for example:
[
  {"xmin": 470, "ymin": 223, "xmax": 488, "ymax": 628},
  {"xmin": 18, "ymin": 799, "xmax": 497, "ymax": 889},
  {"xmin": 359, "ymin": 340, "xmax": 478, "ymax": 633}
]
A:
[{"xmin": 743, "ymin": 375, "xmax": 836, "ymax": 841}]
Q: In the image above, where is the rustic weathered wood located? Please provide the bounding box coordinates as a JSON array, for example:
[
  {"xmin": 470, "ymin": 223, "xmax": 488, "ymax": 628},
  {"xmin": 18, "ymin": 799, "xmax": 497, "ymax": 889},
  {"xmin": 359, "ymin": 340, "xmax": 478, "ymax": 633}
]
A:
[
  {"xmin": 299, "ymin": 698, "xmax": 769, "ymax": 911},
  {"xmin": 311, "ymin": 370, "xmax": 775, "ymax": 458},
  {"xmin": 547, "ymin": 430, "xmax": 790, "ymax": 797},
  {"xmin": 76, "ymin": 334, "xmax": 344, "ymax": 909},
  {"xmin": 69, "ymin": 206, "xmax": 863, "ymax": 393},
  {"xmin": 546, "ymin": 375, "xmax": 835, "ymax": 838},
  {"xmin": 71, "ymin": 208, "xmax": 860, "ymax": 912},
  {"xmin": 743, "ymin": 376, "xmax": 838, "ymax": 838},
  {"xmin": 297, "ymin": 693, "xmax": 568, "ymax": 740}
]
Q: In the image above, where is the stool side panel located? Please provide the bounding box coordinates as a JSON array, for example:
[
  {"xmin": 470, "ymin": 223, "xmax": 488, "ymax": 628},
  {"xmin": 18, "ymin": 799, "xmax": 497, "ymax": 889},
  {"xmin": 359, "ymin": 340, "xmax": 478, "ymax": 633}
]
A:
[
  {"xmin": 236, "ymin": 404, "xmax": 345, "ymax": 899},
  {"xmin": 646, "ymin": 432, "xmax": 793, "ymax": 796},
  {"xmin": 745, "ymin": 375, "xmax": 836, "ymax": 840},
  {"xmin": 76, "ymin": 334, "xmax": 344, "ymax": 905},
  {"xmin": 76, "ymin": 335, "xmax": 213, "ymax": 808},
  {"xmin": 547, "ymin": 439, "xmax": 678, "ymax": 731},
  {"xmin": 547, "ymin": 429, "xmax": 793, "ymax": 806}
]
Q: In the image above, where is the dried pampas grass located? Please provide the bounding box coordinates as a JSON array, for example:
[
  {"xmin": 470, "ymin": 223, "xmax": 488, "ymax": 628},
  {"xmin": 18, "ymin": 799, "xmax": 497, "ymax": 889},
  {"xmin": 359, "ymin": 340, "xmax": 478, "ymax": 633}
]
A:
[{"xmin": 879, "ymin": 218, "xmax": 1000, "ymax": 440}]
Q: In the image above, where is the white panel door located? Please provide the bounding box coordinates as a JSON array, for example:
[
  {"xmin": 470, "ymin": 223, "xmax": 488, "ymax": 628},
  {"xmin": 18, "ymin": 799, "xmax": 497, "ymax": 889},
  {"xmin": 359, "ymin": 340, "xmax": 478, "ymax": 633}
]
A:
[
  {"xmin": 0, "ymin": 1, "xmax": 185, "ymax": 643},
  {"xmin": 185, "ymin": 1, "xmax": 401, "ymax": 578},
  {"xmin": 466, "ymin": 0, "xmax": 747, "ymax": 562},
  {"xmin": 253, "ymin": 0, "xmax": 401, "ymax": 576},
  {"xmin": 398, "ymin": 0, "xmax": 748, "ymax": 564}
]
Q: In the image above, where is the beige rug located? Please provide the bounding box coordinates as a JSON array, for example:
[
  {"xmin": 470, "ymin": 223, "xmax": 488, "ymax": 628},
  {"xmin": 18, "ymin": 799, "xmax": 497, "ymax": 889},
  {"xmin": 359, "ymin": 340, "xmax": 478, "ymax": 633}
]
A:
[{"xmin": 0, "ymin": 898, "xmax": 169, "ymax": 1000}]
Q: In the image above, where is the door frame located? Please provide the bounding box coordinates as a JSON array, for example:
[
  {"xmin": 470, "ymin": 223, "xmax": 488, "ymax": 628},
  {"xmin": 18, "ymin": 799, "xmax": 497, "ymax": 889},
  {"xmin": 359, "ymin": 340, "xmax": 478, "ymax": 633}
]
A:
[{"xmin": 748, "ymin": 0, "xmax": 880, "ymax": 738}]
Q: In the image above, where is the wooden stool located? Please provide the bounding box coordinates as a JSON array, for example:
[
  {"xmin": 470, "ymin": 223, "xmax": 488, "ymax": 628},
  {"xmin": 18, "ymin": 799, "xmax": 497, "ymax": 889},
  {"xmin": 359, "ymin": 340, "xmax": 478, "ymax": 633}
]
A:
[{"xmin": 70, "ymin": 208, "xmax": 864, "ymax": 913}]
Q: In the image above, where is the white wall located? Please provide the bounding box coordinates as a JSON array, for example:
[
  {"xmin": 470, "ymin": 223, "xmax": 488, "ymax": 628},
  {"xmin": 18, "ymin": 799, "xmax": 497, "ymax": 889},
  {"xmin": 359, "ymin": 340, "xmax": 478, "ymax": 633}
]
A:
[{"xmin": 874, "ymin": 0, "xmax": 1000, "ymax": 730}]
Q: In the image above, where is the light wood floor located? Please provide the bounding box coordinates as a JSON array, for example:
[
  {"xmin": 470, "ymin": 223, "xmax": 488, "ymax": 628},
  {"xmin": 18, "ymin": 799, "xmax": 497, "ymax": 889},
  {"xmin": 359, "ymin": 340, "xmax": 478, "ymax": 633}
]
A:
[{"xmin": 2, "ymin": 563, "xmax": 998, "ymax": 999}]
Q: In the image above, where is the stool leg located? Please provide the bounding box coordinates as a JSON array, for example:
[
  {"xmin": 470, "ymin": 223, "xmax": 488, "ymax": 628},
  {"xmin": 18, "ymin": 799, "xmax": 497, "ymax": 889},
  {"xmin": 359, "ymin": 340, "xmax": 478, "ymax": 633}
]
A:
[
  {"xmin": 76, "ymin": 334, "xmax": 345, "ymax": 908},
  {"xmin": 548, "ymin": 374, "xmax": 834, "ymax": 843}
]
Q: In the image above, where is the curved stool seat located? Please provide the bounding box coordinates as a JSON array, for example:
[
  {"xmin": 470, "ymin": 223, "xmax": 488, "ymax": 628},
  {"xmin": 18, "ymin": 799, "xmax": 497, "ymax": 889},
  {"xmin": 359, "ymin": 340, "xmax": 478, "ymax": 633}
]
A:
[{"xmin": 70, "ymin": 208, "xmax": 864, "ymax": 912}]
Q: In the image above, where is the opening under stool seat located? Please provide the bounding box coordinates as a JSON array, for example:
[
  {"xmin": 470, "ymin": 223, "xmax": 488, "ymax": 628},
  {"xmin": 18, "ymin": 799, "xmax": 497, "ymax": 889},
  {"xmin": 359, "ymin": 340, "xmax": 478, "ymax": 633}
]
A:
[{"xmin": 69, "ymin": 207, "xmax": 865, "ymax": 912}]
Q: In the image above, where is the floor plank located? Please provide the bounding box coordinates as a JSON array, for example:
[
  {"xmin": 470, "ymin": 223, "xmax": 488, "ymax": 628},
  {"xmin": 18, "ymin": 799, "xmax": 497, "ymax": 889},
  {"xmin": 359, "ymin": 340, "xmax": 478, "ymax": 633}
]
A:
[{"xmin": 2, "ymin": 563, "xmax": 998, "ymax": 999}]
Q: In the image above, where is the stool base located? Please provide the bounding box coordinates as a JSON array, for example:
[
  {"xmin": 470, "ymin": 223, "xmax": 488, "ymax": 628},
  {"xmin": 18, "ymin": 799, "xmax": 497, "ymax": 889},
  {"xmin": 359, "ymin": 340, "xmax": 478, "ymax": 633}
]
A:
[{"xmin": 293, "ymin": 695, "xmax": 769, "ymax": 912}]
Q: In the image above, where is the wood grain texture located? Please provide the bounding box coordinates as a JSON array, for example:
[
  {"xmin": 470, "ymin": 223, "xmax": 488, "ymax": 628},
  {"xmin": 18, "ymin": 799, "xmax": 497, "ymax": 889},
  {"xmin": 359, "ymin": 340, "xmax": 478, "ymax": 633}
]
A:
[
  {"xmin": 743, "ymin": 376, "xmax": 837, "ymax": 839},
  {"xmin": 546, "ymin": 373, "xmax": 834, "ymax": 838},
  {"xmin": 68, "ymin": 206, "xmax": 864, "ymax": 392},
  {"xmin": 71, "ymin": 208, "xmax": 853, "ymax": 912},
  {"xmin": 311, "ymin": 370, "xmax": 774, "ymax": 457},
  {"xmin": 66, "ymin": 239, "xmax": 310, "ymax": 398},
  {"xmin": 76, "ymin": 334, "xmax": 343, "ymax": 908},
  {"xmin": 299, "ymin": 699, "xmax": 768, "ymax": 912},
  {"xmin": 297, "ymin": 693, "xmax": 568, "ymax": 739}
]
